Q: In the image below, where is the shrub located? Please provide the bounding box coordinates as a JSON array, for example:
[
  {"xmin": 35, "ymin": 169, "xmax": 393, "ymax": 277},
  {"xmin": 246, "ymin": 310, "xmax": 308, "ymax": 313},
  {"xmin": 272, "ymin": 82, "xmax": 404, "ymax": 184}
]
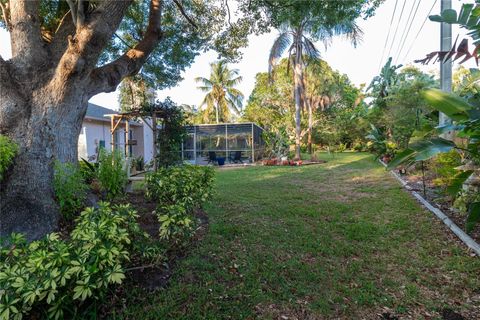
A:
[
  {"xmin": 79, "ymin": 158, "xmax": 98, "ymax": 184},
  {"xmin": 0, "ymin": 135, "xmax": 18, "ymax": 181},
  {"xmin": 97, "ymin": 150, "xmax": 127, "ymax": 199},
  {"xmin": 145, "ymin": 165, "xmax": 215, "ymax": 213},
  {"xmin": 145, "ymin": 165, "xmax": 214, "ymax": 240},
  {"xmin": 53, "ymin": 161, "xmax": 88, "ymax": 219},
  {"xmin": 429, "ymin": 150, "xmax": 462, "ymax": 187},
  {"xmin": 158, "ymin": 204, "xmax": 194, "ymax": 243},
  {"xmin": 0, "ymin": 203, "xmax": 141, "ymax": 320}
]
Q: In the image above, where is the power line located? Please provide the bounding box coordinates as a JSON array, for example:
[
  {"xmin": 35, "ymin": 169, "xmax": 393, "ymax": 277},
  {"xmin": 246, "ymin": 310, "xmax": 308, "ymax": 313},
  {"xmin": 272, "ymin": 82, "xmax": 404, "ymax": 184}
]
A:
[
  {"xmin": 378, "ymin": 0, "xmax": 399, "ymax": 72},
  {"xmin": 394, "ymin": 0, "xmax": 418, "ymax": 62},
  {"xmin": 402, "ymin": 0, "xmax": 439, "ymax": 62},
  {"xmin": 386, "ymin": 0, "xmax": 408, "ymax": 64},
  {"xmin": 395, "ymin": 0, "xmax": 422, "ymax": 63}
]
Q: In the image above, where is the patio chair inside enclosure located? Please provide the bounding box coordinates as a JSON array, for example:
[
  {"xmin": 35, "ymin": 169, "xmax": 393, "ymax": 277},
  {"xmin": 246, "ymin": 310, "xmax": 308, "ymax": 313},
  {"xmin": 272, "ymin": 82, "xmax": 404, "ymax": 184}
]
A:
[
  {"xmin": 208, "ymin": 151, "xmax": 217, "ymax": 165},
  {"xmin": 230, "ymin": 151, "xmax": 243, "ymax": 163},
  {"xmin": 181, "ymin": 123, "xmax": 265, "ymax": 165}
]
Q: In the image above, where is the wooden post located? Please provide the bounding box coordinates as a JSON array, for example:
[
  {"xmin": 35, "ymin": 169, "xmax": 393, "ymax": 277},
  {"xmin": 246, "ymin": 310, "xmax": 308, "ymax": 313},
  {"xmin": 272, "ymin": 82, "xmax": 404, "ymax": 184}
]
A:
[
  {"xmin": 251, "ymin": 123, "xmax": 255, "ymax": 163},
  {"xmin": 125, "ymin": 120, "xmax": 130, "ymax": 158},
  {"xmin": 125, "ymin": 120, "xmax": 131, "ymax": 177},
  {"xmin": 152, "ymin": 112, "xmax": 157, "ymax": 170},
  {"xmin": 110, "ymin": 116, "xmax": 115, "ymax": 152}
]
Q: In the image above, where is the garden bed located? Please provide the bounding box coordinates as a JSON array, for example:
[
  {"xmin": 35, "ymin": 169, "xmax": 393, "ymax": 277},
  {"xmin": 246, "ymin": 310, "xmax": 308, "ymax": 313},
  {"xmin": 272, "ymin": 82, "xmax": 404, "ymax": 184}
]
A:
[
  {"xmin": 99, "ymin": 190, "xmax": 210, "ymax": 317},
  {"xmin": 394, "ymin": 169, "xmax": 480, "ymax": 245}
]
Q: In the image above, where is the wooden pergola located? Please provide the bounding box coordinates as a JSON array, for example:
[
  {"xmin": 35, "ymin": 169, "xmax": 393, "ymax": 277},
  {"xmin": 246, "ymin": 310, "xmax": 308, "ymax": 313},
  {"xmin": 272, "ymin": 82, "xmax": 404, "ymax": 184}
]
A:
[{"xmin": 106, "ymin": 109, "xmax": 168, "ymax": 171}]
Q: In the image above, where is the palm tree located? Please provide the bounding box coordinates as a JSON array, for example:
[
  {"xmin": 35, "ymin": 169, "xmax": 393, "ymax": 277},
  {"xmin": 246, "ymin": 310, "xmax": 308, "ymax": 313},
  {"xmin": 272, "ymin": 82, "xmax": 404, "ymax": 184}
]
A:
[
  {"xmin": 269, "ymin": 20, "xmax": 362, "ymax": 159},
  {"xmin": 195, "ymin": 61, "xmax": 244, "ymax": 124}
]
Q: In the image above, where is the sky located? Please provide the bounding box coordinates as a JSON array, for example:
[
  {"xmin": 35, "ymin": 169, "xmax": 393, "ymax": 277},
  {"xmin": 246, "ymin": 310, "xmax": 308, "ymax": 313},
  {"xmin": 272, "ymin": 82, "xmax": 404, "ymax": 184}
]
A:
[{"xmin": 0, "ymin": 0, "xmax": 475, "ymax": 111}]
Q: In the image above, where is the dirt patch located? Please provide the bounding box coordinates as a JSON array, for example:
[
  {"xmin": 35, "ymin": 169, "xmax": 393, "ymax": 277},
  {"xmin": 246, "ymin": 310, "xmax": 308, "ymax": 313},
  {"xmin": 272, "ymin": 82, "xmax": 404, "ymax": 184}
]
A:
[
  {"xmin": 128, "ymin": 208, "xmax": 209, "ymax": 290},
  {"xmin": 98, "ymin": 193, "xmax": 210, "ymax": 317}
]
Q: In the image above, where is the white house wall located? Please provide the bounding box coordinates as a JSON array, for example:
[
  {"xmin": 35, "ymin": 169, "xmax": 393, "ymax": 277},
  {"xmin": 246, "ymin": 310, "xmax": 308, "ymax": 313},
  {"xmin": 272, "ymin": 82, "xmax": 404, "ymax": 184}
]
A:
[
  {"xmin": 78, "ymin": 118, "xmax": 151, "ymax": 162},
  {"xmin": 78, "ymin": 119, "xmax": 117, "ymax": 161},
  {"xmin": 141, "ymin": 118, "xmax": 154, "ymax": 164}
]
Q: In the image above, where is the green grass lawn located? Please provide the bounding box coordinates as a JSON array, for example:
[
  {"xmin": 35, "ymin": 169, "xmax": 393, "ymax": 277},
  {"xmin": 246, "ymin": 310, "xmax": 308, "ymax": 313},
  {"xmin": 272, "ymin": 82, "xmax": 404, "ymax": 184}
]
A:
[{"xmin": 118, "ymin": 152, "xmax": 480, "ymax": 319}]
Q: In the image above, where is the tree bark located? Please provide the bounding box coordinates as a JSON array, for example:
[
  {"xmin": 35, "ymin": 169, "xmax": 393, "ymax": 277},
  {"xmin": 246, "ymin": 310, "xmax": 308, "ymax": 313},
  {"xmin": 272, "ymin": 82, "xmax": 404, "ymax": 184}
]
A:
[
  {"xmin": 0, "ymin": 0, "xmax": 164, "ymax": 240},
  {"xmin": 293, "ymin": 30, "xmax": 303, "ymax": 160},
  {"xmin": 307, "ymin": 97, "xmax": 313, "ymax": 154},
  {"xmin": 0, "ymin": 84, "xmax": 88, "ymax": 240}
]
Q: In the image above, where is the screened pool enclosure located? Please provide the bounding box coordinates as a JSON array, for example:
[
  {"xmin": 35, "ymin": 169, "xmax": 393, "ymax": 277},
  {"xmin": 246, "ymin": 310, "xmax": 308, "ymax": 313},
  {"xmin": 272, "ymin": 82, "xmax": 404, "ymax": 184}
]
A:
[{"xmin": 181, "ymin": 123, "xmax": 264, "ymax": 165}]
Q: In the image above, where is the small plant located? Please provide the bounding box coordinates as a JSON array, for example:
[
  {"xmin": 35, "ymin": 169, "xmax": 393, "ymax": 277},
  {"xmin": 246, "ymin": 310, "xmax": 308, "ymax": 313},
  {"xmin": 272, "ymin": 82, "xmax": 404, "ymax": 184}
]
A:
[
  {"xmin": 0, "ymin": 135, "xmax": 18, "ymax": 181},
  {"xmin": 157, "ymin": 204, "xmax": 194, "ymax": 243},
  {"xmin": 53, "ymin": 161, "xmax": 88, "ymax": 219},
  {"xmin": 145, "ymin": 165, "xmax": 215, "ymax": 213},
  {"xmin": 430, "ymin": 150, "xmax": 462, "ymax": 188},
  {"xmin": 131, "ymin": 156, "xmax": 145, "ymax": 171},
  {"xmin": 97, "ymin": 149, "xmax": 127, "ymax": 199},
  {"xmin": 145, "ymin": 165, "xmax": 214, "ymax": 240},
  {"xmin": 79, "ymin": 158, "xmax": 98, "ymax": 184},
  {"xmin": 0, "ymin": 203, "xmax": 141, "ymax": 319}
]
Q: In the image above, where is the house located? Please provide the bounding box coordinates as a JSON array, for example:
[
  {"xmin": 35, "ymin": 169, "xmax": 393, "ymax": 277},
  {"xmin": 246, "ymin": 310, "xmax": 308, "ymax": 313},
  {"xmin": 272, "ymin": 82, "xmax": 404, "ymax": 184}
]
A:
[{"xmin": 78, "ymin": 103, "xmax": 155, "ymax": 163}]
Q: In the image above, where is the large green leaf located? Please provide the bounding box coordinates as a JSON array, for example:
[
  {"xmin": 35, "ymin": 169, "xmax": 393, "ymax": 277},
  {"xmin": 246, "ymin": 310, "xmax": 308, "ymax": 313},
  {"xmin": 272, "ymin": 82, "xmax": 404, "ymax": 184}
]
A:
[
  {"xmin": 429, "ymin": 9, "xmax": 458, "ymax": 24},
  {"xmin": 466, "ymin": 202, "xmax": 480, "ymax": 233},
  {"xmin": 422, "ymin": 89, "xmax": 472, "ymax": 121},
  {"xmin": 446, "ymin": 170, "xmax": 473, "ymax": 196},
  {"xmin": 410, "ymin": 137, "xmax": 456, "ymax": 161},
  {"xmin": 458, "ymin": 4, "xmax": 475, "ymax": 25},
  {"xmin": 387, "ymin": 149, "xmax": 415, "ymax": 170}
]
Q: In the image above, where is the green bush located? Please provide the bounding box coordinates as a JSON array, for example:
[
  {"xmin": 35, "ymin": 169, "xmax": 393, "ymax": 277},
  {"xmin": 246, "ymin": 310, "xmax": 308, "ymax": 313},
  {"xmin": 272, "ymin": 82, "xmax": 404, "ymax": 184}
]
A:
[
  {"xmin": 145, "ymin": 165, "xmax": 215, "ymax": 213},
  {"xmin": 0, "ymin": 135, "xmax": 18, "ymax": 181},
  {"xmin": 53, "ymin": 161, "xmax": 88, "ymax": 219},
  {"xmin": 0, "ymin": 203, "xmax": 141, "ymax": 320},
  {"xmin": 97, "ymin": 150, "xmax": 127, "ymax": 199},
  {"xmin": 79, "ymin": 158, "xmax": 98, "ymax": 184},
  {"xmin": 430, "ymin": 150, "xmax": 462, "ymax": 187},
  {"xmin": 158, "ymin": 204, "xmax": 194, "ymax": 243},
  {"xmin": 145, "ymin": 165, "xmax": 215, "ymax": 240}
]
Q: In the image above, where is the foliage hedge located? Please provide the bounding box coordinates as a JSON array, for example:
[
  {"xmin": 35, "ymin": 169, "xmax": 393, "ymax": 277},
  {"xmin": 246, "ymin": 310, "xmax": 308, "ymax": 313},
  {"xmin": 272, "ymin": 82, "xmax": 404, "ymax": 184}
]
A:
[
  {"xmin": 0, "ymin": 203, "xmax": 141, "ymax": 320},
  {"xmin": 53, "ymin": 161, "xmax": 88, "ymax": 219},
  {"xmin": 145, "ymin": 165, "xmax": 215, "ymax": 242}
]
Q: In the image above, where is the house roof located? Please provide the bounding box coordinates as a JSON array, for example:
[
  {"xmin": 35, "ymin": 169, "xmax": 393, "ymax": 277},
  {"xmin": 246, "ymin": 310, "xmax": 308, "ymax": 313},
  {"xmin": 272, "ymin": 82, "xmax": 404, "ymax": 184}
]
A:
[{"xmin": 85, "ymin": 103, "xmax": 117, "ymax": 121}]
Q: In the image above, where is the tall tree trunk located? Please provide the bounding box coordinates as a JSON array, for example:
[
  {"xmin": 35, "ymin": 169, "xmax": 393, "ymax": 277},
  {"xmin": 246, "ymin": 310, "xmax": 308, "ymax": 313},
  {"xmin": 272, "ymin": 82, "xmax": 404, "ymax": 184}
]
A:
[
  {"xmin": 0, "ymin": 87, "xmax": 88, "ymax": 240},
  {"xmin": 293, "ymin": 56, "xmax": 303, "ymax": 160},
  {"xmin": 307, "ymin": 98, "xmax": 313, "ymax": 154}
]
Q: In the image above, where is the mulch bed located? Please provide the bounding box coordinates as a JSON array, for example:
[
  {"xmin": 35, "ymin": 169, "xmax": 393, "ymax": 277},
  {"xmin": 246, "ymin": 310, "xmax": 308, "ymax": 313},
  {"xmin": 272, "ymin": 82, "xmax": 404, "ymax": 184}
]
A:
[
  {"xmin": 395, "ymin": 170, "xmax": 480, "ymax": 245},
  {"xmin": 98, "ymin": 191, "xmax": 210, "ymax": 318}
]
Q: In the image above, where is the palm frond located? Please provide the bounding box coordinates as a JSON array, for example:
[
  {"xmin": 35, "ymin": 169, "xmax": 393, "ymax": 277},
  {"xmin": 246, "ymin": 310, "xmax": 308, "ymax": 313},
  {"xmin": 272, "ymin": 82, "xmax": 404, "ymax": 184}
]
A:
[
  {"xmin": 269, "ymin": 32, "xmax": 293, "ymax": 74},
  {"xmin": 194, "ymin": 77, "xmax": 213, "ymax": 86},
  {"xmin": 303, "ymin": 36, "xmax": 320, "ymax": 59}
]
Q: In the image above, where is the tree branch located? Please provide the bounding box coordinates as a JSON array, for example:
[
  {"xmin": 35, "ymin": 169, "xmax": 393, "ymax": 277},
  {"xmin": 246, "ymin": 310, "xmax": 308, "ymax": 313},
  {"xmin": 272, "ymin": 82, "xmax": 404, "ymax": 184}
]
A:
[
  {"xmin": 65, "ymin": 0, "xmax": 77, "ymax": 26},
  {"xmin": 0, "ymin": 1, "xmax": 12, "ymax": 31},
  {"xmin": 9, "ymin": 0, "xmax": 47, "ymax": 67},
  {"xmin": 49, "ymin": 0, "xmax": 132, "ymax": 88},
  {"xmin": 172, "ymin": 0, "xmax": 197, "ymax": 30},
  {"xmin": 87, "ymin": 0, "xmax": 163, "ymax": 95},
  {"xmin": 77, "ymin": 0, "xmax": 85, "ymax": 27}
]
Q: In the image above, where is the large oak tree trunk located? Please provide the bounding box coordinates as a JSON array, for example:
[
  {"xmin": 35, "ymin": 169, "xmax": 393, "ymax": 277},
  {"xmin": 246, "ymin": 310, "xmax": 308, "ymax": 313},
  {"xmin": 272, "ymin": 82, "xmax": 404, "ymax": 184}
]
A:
[
  {"xmin": 0, "ymin": 91, "xmax": 88, "ymax": 239},
  {"xmin": 0, "ymin": 0, "xmax": 163, "ymax": 240}
]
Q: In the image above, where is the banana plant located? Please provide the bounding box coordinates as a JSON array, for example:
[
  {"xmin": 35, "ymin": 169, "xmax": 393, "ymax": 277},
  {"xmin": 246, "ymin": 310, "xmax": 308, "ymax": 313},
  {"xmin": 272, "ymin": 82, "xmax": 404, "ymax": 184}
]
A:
[{"xmin": 388, "ymin": 88, "xmax": 480, "ymax": 233}]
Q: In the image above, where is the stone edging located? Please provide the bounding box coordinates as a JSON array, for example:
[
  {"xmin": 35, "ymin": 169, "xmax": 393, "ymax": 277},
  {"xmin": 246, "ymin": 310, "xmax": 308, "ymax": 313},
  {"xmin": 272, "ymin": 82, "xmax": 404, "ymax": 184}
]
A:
[{"xmin": 379, "ymin": 160, "xmax": 480, "ymax": 256}]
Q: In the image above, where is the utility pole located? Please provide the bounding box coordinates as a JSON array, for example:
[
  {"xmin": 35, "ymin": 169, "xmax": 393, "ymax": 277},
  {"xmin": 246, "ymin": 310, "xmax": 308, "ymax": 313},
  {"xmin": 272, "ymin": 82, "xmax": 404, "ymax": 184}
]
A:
[{"xmin": 440, "ymin": 0, "xmax": 452, "ymax": 132}]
